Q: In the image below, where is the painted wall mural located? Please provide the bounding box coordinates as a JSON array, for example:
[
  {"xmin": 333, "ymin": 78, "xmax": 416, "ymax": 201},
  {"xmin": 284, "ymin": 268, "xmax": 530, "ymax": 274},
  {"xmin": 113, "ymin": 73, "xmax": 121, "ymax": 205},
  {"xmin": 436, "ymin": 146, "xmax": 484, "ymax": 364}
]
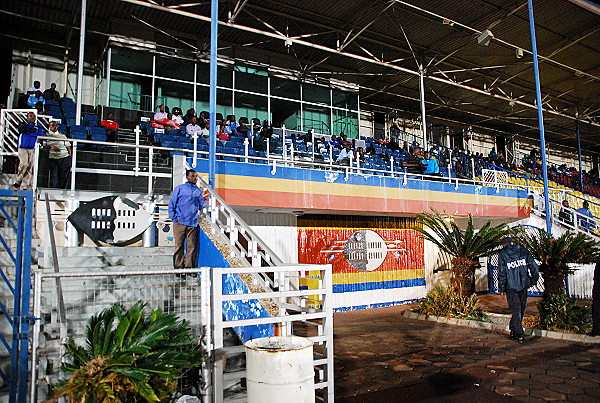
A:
[{"xmin": 298, "ymin": 215, "xmax": 426, "ymax": 311}]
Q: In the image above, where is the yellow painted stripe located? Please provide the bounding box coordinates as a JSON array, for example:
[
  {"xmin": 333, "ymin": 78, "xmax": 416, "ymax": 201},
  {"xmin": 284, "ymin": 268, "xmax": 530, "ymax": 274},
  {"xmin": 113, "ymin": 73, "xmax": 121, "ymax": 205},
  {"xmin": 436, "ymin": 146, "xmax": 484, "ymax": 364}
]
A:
[
  {"xmin": 217, "ymin": 174, "xmax": 529, "ymax": 207},
  {"xmin": 333, "ymin": 268, "xmax": 425, "ymax": 284}
]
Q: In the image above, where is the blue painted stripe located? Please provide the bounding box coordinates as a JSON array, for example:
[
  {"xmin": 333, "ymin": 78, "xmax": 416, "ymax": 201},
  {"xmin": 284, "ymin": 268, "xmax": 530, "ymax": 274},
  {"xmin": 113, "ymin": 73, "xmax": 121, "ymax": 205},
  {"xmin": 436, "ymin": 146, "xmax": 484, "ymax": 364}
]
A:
[
  {"xmin": 190, "ymin": 157, "xmax": 529, "ymax": 199},
  {"xmin": 334, "ymin": 298, "xmax": 420, "ymax": 312},
  {"xmin": 332, "ymin": 277, "xmax": 425, "ymax": 293}
]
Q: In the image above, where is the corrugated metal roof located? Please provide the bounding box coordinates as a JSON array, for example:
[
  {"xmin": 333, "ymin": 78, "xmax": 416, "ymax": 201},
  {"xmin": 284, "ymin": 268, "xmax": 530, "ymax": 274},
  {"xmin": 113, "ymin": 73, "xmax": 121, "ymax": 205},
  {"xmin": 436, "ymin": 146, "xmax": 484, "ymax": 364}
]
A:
[{"xmin": 1, "ymin": 0, "xmax": 599, "ymax": 148}]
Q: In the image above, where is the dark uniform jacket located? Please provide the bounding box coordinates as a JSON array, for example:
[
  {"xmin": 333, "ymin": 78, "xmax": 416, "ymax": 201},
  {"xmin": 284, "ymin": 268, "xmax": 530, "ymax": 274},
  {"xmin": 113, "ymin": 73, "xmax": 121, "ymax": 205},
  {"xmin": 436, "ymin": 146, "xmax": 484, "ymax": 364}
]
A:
[{"xmin": 498, "ymin": 243, "xmax": 540, "ymax": 293}]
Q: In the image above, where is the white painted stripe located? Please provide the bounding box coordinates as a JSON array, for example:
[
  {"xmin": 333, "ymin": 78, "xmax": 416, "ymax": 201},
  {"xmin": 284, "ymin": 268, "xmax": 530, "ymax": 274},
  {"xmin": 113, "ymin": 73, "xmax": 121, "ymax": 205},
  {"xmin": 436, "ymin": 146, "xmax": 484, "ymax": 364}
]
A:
[{"xmin": 333, "ymin": 285, "xmax": 426, "ymax": 310}]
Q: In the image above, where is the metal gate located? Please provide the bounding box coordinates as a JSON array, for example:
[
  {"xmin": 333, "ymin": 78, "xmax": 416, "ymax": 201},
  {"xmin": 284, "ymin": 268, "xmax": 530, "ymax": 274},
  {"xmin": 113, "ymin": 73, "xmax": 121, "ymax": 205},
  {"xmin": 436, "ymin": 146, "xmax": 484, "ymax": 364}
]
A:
[{"xmin": 0, "ymin": 190, "xmax": 34, "ymax": 403}]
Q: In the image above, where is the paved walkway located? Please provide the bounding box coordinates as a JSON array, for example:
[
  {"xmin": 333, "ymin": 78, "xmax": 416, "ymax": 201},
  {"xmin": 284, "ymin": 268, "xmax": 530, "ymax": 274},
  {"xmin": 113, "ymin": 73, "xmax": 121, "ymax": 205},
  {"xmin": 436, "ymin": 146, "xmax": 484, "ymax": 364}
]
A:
[{"xmin": 334, "ymin": 298, "xmax": 600, "ymax": 402}]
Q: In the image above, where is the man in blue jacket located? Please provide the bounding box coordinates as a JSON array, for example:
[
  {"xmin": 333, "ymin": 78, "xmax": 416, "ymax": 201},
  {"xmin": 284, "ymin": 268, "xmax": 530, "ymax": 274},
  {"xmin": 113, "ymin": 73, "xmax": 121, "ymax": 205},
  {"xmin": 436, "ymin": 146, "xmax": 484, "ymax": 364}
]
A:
[
  {"xmin": 498, "ymin": 236, "xmax": 540, "ymax": 343},
  {"xmin": 168, "ymin": 170, "xmax": 209, "ymax": 270},
  {"xmin": 14, "ymin": 112, "xmax": 44, "ymax": 190}
]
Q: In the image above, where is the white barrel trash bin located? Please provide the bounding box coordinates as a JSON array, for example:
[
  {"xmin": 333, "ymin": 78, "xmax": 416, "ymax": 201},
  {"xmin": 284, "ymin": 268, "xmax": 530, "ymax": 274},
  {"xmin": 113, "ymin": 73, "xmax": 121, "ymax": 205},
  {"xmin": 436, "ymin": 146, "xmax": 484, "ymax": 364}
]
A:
[{"xmin": 244, "ymin": 336, "xmax": 314, "ymax": 403}]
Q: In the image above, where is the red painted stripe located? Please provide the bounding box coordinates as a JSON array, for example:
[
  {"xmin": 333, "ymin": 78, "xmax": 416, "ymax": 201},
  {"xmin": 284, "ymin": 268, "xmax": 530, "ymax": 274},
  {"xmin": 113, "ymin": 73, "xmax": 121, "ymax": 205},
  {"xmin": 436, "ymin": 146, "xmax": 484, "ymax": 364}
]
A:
[{"xmin": 218, "ymin": 188, "xmax": 530, "ymax": 217}]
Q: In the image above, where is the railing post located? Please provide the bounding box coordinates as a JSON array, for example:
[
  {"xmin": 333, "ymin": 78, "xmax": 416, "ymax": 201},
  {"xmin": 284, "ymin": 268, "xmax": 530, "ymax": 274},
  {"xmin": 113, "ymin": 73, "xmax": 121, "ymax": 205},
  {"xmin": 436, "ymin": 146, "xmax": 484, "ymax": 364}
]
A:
[
  {"xmin": 134, "ymin": 125, "xmax": 140, "ymax": 176},
  {"xmin": 192, "ymin": 133, "xmax": 198, "ymax": 168},
  {"xmin": 70, "ymin": 140, "xmax": 77, "ymax": 192},
  {"xmin": 244, "ymin": 137, "xmax": 249, "ymax": 163},
  {"xmin": 147, "ymin": 147, "xmax": 154, "ymax": 197}
]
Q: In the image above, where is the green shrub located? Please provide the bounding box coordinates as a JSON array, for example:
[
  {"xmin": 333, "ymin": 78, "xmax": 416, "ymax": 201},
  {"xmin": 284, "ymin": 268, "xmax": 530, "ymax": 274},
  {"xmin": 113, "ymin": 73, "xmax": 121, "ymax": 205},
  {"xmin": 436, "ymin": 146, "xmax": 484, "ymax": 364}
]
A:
[
  {"xmin": 48, "ymin": 301, "xmax": 203, "ymax": 402},
  {"xmin": 417, "ymin": 285, "xmax": 487, "ymax": 320},
  {"xmin": 538, "ymin": 294, "xmax": 591, "ymax": 334}
]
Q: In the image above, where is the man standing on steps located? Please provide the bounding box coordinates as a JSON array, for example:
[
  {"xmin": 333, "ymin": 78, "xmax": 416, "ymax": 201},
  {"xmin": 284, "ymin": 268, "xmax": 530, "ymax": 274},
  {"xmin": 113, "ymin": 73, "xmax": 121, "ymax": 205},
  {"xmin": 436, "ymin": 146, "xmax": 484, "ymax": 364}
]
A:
[
  {"xmin": 498, "ymin": 236, "xmax": 540, "ymax": 344},
  {"xmin": 14, "ymin": 112, "xmax": 44, "ymax": 190},
  {"xmin": 168, "ymin": 169, "xmax": 209, "ymax": 271}
]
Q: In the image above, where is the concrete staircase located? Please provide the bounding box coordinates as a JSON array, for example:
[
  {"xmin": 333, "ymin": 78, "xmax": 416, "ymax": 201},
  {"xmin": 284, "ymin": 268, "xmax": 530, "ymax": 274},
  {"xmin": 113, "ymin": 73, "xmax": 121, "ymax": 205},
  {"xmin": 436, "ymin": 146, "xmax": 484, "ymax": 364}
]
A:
[{"xmin": 31, "ymin": 245, "xmax": 207, "ymax": 401}]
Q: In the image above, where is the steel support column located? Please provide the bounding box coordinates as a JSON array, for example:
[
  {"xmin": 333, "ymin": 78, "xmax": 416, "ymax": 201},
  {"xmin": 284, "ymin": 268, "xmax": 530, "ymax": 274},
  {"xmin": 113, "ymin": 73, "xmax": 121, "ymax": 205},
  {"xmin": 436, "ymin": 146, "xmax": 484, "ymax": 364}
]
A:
[
  {"xmin": 75, "ymin": 0, "xmax": 87, "ymax": 124},
  {"xmin": 419, "ymin": 69, "xmax": 427, "ymax": 147},
  {"xmin": 208, "ymin": 0, "xmax": 218, "ymax": 187},
  {"xmin": 528, "ymin": 0, "xmax": 551, "ymax": 233},
  {"xmin": 576, "ymin": 114, "xmax": 584, "ymax": 193}
]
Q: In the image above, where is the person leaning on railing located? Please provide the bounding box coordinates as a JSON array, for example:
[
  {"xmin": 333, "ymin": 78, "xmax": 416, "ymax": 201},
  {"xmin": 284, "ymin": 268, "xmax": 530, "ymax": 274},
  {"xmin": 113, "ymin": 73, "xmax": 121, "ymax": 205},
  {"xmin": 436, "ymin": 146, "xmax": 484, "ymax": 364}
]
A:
[
  {"xmin": 45, "ymin": 120, "xmax": 72, "ymax": 189},
  {"xmin": 558, "ymin": 199, "xmax": 574, "ymax": 227}
]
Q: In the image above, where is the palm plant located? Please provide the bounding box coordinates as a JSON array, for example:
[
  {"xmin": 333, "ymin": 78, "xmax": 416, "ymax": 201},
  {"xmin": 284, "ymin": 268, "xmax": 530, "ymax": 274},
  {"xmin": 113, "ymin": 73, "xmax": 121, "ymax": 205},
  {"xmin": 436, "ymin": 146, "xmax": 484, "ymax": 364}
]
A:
[
  {"xmin": 48, "ymin": 301, "xmax": 203, "ymax": 402},
  {"xmin": 511, "ymin": 226, "xmax": 600, "ymax": 297},
  {"xmin": 415, "ymin": 210, "xmax": 509, "ymax": 296}
]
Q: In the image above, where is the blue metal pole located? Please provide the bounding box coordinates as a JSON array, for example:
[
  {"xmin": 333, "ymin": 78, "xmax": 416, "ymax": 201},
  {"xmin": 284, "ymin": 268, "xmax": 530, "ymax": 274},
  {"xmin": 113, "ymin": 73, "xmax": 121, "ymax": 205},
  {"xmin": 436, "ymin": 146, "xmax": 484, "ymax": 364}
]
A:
[
  {"xmin": 576, "ymin": 115, "xmax": 584, "ymax": 193},
  {"xmin": 528, "ymin": 0, "xmax": 552, "ymax": 233},
  {"xmin": 8, "ymin": 195, "xmax": 24, "ymax": 403},
  {"xmin": 208, "ymin": 0, "xmax": 218, "ymax": 187},
  {"xmin": 16, "ymin": 191, "xmax": 33, "ymax": 403}
]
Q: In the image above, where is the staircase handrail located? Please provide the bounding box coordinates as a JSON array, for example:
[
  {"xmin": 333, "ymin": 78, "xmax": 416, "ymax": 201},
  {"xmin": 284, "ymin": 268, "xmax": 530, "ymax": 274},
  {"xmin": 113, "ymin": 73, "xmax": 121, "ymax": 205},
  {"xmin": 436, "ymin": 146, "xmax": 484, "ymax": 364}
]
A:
[
  {"xmin": 482, "ymin": 161, "xmax": 600, "ymax": 211},
  {"xmin": 532, "ymin": 196, "xmax": 600, "ymax": 240},
  {"xmin": 197, "ymin": 176, "xmax": 285, "ymax": 292}
]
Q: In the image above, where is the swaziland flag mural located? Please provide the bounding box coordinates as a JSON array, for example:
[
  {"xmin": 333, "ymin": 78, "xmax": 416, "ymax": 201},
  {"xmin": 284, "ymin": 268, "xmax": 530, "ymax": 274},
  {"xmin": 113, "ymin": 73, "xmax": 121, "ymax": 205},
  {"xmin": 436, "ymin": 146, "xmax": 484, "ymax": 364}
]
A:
[{"xmin": 298, "ymin": 215, "xmax": 426, "ymax": 311}]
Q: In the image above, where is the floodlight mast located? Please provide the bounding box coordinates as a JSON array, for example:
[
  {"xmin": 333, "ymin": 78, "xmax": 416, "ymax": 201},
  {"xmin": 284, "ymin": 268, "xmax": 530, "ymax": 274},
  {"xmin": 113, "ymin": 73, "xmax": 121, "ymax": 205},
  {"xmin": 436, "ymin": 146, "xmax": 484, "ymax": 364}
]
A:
[{"xmin": 527, "ymin": 0, "xmax": 551, "ymax": 233}]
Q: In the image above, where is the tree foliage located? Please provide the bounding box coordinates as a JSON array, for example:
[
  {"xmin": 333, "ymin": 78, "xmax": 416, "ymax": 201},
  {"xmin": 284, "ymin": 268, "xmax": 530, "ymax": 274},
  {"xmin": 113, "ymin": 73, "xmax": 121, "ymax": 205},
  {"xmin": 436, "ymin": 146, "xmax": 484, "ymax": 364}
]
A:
[
  {"xmin": 415, "ymin": 210, "xmax": 509, "ymax": 295},
  {"xmin": 47, "ymin": 301, "xmax": 203, "ymax": 403},
  {"xmin": 511, "ymin": 226, "xmax": 600, "ymax": 296}
]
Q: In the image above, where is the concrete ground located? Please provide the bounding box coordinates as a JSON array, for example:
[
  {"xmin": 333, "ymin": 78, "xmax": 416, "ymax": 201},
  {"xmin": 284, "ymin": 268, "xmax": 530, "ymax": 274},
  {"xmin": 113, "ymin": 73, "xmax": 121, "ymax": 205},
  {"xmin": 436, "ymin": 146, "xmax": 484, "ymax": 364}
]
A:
[{"xmin": 333, "ymin": 295, "xmax": 600, "ymax": 402}]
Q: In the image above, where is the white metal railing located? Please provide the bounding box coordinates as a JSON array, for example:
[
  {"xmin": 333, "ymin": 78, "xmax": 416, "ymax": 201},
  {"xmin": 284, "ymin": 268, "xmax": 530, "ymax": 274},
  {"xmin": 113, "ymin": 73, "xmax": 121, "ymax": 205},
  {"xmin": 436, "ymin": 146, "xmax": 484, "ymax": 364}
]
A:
[
  {"xmin": 208, "ymin": 264, "xmax": 334, "ymax": 403},
  {"xmin": 31, "ymin": 265, "xmax": 334, "ymax": 403}
]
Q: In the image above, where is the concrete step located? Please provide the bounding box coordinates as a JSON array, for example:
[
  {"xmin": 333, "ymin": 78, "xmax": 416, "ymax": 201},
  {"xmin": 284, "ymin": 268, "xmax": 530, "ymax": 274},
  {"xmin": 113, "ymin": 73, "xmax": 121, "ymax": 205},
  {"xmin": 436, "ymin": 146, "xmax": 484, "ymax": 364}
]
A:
[
  {"xmin": 36, "ymin": 253, "xmax": 173, "ymax": 268},
  {"xmin": 34, "ymin": 246, "xmax": 174, "ymax": 259}
]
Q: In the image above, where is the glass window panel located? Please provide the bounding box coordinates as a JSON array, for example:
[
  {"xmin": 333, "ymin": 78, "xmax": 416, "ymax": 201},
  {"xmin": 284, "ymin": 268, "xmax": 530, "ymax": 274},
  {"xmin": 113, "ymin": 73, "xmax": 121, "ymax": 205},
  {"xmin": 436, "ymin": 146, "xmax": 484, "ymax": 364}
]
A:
[
  {"xmin": 156, "ymin": 79, "xmax": 194, "ymax": 114},
  {"xmin": 271, "ymin": 76, "xmax": 300, "ymax": 100},
  {"xmin": 235, "ymin": 92, "xmax": 268, "ymax": 124},
  {"xmin": 303, "ymin": 104, "xmax": 331, "ymax": 135},
  {"xmin": 333, "ymin": 110, "xmax": 359, "ymax": 138},
  {"xmin": 303, "ymin": 83, "xmax": 330, "ymax": 105},
  {"xmin": 332, "ymin": 89, "xmax": 358, "ymax": 110},
  {"xmin": 195, "ymin": 86, "xmax": 232, "ymax": 122},
  {"xmin": 111, "ymin": 47, "xmax": 153, "ymax": 75},
  {"xmin": 271, "ymin": 98, "xmax": 301, "ymax": 130},
  {"xmin": 109, "ymin": 73, "xmax": 143, "ymax": 110},
  {"xmin": 234, "ymin": 65, "xmax": 268, "ymax": 94},
  {"xmin": 197, "ymin": 62, "xmax": 233, "ymax": 88},
  {"xmin": 156, "ymin": 56, "xmax": 194, "ymax": 82}
]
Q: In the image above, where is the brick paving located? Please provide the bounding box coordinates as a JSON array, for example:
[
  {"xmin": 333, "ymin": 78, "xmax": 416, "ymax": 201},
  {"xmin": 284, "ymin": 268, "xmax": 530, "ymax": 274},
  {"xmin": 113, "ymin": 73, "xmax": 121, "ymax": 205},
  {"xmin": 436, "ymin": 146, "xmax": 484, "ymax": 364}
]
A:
[{"xmin": 333, "ymin": 300, "xmax": 600, "ymax": 402}]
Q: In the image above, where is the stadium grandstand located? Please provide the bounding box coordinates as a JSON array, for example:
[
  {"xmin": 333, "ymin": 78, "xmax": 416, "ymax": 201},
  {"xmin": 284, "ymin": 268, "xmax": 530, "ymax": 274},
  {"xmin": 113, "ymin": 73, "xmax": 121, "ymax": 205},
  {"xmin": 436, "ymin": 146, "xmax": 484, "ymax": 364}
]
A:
[{"xmin": 0, "ymin": 0, "xmax": 599, "ymax": 401}]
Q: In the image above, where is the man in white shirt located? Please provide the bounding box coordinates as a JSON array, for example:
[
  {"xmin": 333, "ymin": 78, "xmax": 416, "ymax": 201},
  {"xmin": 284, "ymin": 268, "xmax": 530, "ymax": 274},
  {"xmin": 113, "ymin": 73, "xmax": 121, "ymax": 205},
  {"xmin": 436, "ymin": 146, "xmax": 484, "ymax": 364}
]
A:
[
  {"xmin": 186, "ymin": 116, "xmax": 203, "ymax": 138},
  {"xmin": 153, "ymin": 104, "xmax": 168, "ymax": 121},
  {"xmin": 336, "ymin": 143, "xmax": 354, "ymax": 166}
]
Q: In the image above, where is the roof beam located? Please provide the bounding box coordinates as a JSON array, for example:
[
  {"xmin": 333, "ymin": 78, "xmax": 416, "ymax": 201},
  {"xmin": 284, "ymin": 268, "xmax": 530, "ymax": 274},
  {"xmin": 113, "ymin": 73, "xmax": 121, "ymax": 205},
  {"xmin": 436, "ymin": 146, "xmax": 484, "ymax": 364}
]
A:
[{"xmin": 119, "ymin": 0, "xmax": 600, "ymax": 130}]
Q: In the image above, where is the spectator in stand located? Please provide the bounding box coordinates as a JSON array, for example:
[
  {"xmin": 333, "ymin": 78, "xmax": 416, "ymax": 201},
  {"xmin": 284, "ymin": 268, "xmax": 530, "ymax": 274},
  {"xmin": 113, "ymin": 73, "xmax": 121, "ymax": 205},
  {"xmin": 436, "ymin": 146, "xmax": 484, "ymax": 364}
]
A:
[
  {"xmin": 27, "ymin": 90, "xmax": 45, "ymax": 108},
  {"xmin": 183, "ymin": 108, "xmax": 196, "ymax": 126},
  {"xmin": 355, "ymin": 146, "xmax": 368, "ymax": 163},
  {"xmin": 403, "ymin": 146, "xmax": 424, "ymax": 176},
  {"xmin": 46, "ymin": 121, "xmax": 71, "ymax": 189},
  {"xmin": 100, "ymin": 112, "xmax": 120, "ymax": 143},
  {"xmin": 186, "ymin": 116, "xmax": 203, "ymax": 139},
  {"xmin": 217, "ymin": 123, "xmax": 229, "ymax": 141},
  {"xmin": 576, "ymin": 201, "xmax": 595, "ymax": 232},
  {"xmin": 43, "ymin": 83, "xmax": 61, "ymax": 101},
  {"xmin": 171, "ymin": 107, "xmax": 184, "ymax": 126},
  {"xmin": 201, "ymin": 121, "xmax": 210, "ymax": 138},
  {"xmin": 34, "ymin": 101, "xmax": 47, "ymax": 116},
  {"xmin": 14, "ymin": 112, "xmax": 44, "ymax": 190},
  {"xmin": 340, "ymin": 133, "xmax": 352, "ymax": 147},
  {"xmin": 27, "ymin": 80, "xmax": 42, "ymax": 95},
  {"xmin": 153, "ymin": 104, "xmax": 168, "ymax": 121},
  {"xmin": 225, "ymin": 115, "xmax": 238, "ymax": 136},
  {"xmin": 329, "ymin": 135, "xmax": 341, "ymax": 148},
  {"xmin": 386, "ymin": 138, "xmax": 400, "ymax": 151},
  {"xmin": 422, "ymin": 151, "xmax": 440, "ymax": 176},
  {"xmin": 336, "ymin": 143, "xmax": 354, "ymax": 166},
  {"xmin": 559, "ymin": 199, "xmax": 574, "ymax": 227},
  {"xmin": 489, "ymin": 148, "xmax": 498, "ymax": 163}
]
